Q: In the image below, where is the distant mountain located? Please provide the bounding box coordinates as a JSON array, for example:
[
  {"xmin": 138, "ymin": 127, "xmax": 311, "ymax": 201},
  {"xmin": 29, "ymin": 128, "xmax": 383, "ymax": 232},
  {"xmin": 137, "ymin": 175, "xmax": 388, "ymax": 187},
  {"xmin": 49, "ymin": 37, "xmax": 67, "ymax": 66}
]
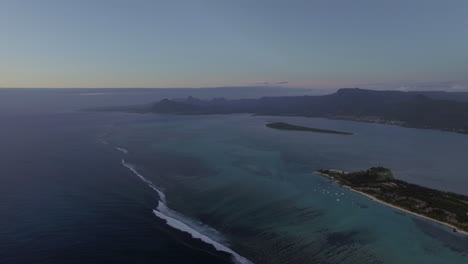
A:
[
  {"xmin": 410, "ymin": 91, "xmax": 468, "ymax": 102},
  {"xmin": 93, "ymin": 88, "xmax": 468, "ymax": 134}
]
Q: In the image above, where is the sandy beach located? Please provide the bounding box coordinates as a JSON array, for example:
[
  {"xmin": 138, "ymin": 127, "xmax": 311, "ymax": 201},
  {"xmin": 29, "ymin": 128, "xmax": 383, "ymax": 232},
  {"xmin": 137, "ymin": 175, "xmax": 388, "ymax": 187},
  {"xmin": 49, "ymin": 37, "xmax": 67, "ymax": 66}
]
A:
[{"xmin": 314, "ymin": 171, "xmax": 468, "ymax": 237}]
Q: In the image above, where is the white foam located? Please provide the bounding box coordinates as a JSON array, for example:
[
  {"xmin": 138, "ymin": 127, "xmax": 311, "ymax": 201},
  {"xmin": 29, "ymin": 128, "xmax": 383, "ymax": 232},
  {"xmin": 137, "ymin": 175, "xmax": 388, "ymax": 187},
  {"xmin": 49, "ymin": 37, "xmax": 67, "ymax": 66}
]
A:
[
  {"xmin": 120, "ymin": 158, "xmax": 253, "ymax": 264},
  {"xmin": 154, "ymin": 202, "xmax": 253, "ymax": 264},
  {"xmin": 115, "ymin": 147, "xmax": 129, "ymax": 154},
  {"xmin": 121, "ymin": 159, "xmax": 166, "ymax": 203}
]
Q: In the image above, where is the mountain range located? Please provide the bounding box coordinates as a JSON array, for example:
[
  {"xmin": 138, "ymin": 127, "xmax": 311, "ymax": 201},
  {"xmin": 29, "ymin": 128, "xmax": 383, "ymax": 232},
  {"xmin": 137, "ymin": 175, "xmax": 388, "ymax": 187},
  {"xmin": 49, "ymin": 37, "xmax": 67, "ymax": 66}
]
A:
[{"xmin": 93, "ymin": 88, "xmax": 468, "ymax": 134}]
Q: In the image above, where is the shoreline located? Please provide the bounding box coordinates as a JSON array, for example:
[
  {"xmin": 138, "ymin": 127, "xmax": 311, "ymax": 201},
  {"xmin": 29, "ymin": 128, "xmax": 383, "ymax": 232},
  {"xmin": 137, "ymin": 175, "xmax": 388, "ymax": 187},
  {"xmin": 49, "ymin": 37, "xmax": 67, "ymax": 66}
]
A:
[
  {"xmin": 314, "ymin": 171, "xmax": 468, "ymax": 237},
  {"xmin": 265, "ymin": 122, "xmax": 353, "ymax": 135}
]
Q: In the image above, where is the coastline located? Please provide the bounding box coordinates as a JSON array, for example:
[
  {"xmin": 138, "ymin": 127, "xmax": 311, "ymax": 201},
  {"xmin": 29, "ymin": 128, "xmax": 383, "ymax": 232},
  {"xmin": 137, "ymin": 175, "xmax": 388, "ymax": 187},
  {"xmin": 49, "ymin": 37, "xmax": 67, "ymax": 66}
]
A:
[
  {"xmin": 314, "ymin": 171, "xmax": 468, "ymax": 237},
  {"xmin": 255, "ymin": 114, "xmax": 468, "ymax": 135},
  {"xmin": 327, "ymin": 116, "xmax": 468, "ymax": 135},
  {"xmin": 265, "ymin": 122, "xmax": 353, "ymax": 135}
]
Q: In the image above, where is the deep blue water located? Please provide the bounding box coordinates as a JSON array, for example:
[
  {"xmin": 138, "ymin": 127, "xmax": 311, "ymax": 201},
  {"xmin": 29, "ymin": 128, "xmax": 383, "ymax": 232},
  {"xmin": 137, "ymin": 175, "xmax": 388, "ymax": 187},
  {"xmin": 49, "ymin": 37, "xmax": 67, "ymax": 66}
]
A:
[
  {"xmin": 0, "ymin": 112, "xmax": 235, "ymax": 264},
  {"xmin": 1, "ymin": 90, "xmax": 468, "ymax": 264}
]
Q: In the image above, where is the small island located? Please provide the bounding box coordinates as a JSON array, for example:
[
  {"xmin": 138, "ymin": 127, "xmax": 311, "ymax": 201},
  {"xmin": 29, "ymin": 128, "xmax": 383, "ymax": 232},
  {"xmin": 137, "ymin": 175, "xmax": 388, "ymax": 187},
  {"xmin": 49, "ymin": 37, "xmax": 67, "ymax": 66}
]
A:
[
  {"xmin": 266, "ymin": 122, "xmax": 353, "ymax": 135},
  {"xmin": 316, "ymin": 167, "xmax": 468, "ymax": 235}
]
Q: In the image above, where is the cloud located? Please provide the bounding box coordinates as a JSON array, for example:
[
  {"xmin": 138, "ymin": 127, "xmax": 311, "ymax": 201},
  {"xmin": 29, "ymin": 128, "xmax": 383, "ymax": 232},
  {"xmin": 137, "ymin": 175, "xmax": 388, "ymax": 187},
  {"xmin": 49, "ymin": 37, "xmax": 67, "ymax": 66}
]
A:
[{"xmin": 254, "ymin": 81, "xmax": 288, "ymax": 86}]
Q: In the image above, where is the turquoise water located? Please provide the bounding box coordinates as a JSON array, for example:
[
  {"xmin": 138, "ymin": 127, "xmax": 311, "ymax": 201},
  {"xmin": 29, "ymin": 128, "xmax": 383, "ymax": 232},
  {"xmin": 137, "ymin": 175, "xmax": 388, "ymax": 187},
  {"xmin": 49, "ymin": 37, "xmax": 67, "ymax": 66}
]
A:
[
  {"xmin": 8, "ymin": 90, "xmax": 466, "ymax": 263},
  {"xmin": 106, "ymin": 114, "xmax": 468, "ymax": 264}
]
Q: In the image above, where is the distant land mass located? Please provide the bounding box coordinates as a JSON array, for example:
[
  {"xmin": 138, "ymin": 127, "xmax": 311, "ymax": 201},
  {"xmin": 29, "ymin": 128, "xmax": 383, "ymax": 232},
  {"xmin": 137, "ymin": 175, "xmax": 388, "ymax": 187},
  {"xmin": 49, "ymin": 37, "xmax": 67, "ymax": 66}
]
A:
[
  {"xmin": 316, "ymin": 167, "xmax": 468, "ymax": 235},
  {"xmin": 266, "ymin": 122, "xmax": 352, "ymax": 135},
  {"xmin": 90, "ymin": 88, "xmax": 468, "ymax": 134}
]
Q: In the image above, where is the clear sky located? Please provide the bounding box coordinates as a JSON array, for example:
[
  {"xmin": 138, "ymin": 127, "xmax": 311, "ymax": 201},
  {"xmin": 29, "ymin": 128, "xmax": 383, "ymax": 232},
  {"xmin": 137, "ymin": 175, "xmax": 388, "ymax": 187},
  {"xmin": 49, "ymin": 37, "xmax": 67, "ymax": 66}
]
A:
[{"xmin": 1, "ymin": 0, "xmax": 467, "ymax": 90}]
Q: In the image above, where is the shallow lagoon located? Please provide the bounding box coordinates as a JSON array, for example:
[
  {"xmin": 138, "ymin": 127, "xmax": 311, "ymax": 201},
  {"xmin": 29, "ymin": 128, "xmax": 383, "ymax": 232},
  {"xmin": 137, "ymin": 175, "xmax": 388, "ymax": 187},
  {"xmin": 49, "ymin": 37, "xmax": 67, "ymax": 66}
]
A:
[{"xmin": 107, "ymin": 114, "xmax": 468, "ymax": 263}]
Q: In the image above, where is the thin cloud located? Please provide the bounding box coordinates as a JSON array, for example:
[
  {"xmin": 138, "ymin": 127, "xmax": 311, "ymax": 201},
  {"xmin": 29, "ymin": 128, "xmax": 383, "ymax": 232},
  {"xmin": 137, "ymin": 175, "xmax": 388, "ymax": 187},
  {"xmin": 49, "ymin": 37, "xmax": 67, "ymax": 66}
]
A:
[{"xmin": 253, "ymin": 81, "xmax": 288, "ymax": 86}]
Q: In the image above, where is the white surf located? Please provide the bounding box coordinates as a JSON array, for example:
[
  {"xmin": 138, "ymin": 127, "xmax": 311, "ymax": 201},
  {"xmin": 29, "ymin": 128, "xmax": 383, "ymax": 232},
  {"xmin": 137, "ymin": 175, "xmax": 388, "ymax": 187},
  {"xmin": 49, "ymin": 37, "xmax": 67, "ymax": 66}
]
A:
[{"xmin": 117, "ymin": 148, "xmax": 253, "ymax": 264}]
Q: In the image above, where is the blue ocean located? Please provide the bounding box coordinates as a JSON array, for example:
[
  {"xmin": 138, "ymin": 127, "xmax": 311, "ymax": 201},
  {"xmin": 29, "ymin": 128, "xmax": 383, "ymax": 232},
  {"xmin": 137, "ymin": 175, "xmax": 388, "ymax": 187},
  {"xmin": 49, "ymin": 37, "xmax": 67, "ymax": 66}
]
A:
[{"xmin": 1, "ymin": 89, "xmax": 467, "ymax": 263}]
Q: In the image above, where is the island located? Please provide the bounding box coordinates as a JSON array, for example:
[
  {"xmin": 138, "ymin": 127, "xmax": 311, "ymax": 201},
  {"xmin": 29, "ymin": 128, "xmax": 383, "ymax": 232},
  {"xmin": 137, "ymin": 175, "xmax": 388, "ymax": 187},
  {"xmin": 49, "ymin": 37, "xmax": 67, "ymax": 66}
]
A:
[
  {"xmin": 88, "ymin": 88, "xmax": 468, "ymax": 135},
  {"xmin": 266, "ymin": 122, "xmax": 353, "ymax": 135},
  {"xmin": 316, "ymin": 167, "xmax": 468, "ymax": 235}
]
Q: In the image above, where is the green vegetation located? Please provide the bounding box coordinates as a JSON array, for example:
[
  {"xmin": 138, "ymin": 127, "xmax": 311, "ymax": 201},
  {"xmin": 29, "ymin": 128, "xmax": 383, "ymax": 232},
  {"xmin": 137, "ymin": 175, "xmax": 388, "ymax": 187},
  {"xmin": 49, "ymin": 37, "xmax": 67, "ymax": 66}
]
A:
[
  {"xmin": 317, "ymin": 167, "xmax": 468, "ymax": 233},
  {"xmin": 339, "ymin": 167, "xmax": 394, "ymax": 183},
  {"xmin": 266, "ymin": 122, "xmax": 352, "ymax": 135}
]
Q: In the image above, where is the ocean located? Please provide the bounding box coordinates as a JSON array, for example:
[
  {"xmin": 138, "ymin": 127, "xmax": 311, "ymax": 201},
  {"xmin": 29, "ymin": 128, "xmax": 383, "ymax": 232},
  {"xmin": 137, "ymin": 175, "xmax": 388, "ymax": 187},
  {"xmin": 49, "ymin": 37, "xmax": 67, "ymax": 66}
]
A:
[{"xmin": 1, "ymin": 89, "xmax": 467, "ymax": 263}]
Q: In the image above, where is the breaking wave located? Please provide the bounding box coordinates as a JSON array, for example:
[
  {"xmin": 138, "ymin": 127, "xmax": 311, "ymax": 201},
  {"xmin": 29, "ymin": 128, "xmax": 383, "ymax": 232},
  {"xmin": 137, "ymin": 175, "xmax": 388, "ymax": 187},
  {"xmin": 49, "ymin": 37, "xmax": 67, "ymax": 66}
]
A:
[
  {"xmin": 115, "ymin": 147, "xmax": 128, "ymax": 154},
  {"xmin": 117, "ymin": 148, "xmax": 253, "ymax": 264}
]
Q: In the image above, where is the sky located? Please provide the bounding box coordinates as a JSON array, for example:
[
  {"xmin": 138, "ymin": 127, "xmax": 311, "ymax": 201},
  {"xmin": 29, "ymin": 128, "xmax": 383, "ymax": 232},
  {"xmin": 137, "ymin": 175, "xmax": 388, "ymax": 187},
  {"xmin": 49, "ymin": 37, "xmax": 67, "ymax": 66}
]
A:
[{"xmin": 1, "ymin": 0, "xmax": 467, "ymax": 90}]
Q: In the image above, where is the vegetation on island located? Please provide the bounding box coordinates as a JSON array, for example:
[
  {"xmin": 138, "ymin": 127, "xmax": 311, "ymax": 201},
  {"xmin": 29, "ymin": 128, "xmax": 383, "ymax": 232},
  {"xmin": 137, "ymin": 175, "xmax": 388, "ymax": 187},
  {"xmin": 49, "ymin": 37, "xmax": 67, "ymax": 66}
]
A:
[
  {"xmin": 91, "ymin": 88, "xmax": 468, "ymax": 134},
  {"xmin": 266, "ymin": 122, "xmax": 352, "ymax": 135},
  {"xmin": 317, "ymin": 167, "xmax": 468, "ymax": 233}
]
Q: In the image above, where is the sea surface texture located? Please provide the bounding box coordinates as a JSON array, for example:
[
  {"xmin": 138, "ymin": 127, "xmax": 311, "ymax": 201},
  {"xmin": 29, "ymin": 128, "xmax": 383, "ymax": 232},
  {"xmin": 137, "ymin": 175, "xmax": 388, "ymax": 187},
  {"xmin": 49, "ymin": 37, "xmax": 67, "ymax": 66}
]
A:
[{"xmin": 1, "ymin": 90, "xmax": 468, "ymax": 263}]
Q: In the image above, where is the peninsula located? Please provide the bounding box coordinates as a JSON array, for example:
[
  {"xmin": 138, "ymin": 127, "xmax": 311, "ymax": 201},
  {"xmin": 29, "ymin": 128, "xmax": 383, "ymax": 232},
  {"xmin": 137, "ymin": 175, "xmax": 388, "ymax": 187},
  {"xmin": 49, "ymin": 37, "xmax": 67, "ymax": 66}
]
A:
[
  {"xmin": 266, "ymin": 122, "xmax": 352, "ymax": 135},
  {"xmin": 316, "ymin": 167, "xmax": 468, "ymax": 235}
]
